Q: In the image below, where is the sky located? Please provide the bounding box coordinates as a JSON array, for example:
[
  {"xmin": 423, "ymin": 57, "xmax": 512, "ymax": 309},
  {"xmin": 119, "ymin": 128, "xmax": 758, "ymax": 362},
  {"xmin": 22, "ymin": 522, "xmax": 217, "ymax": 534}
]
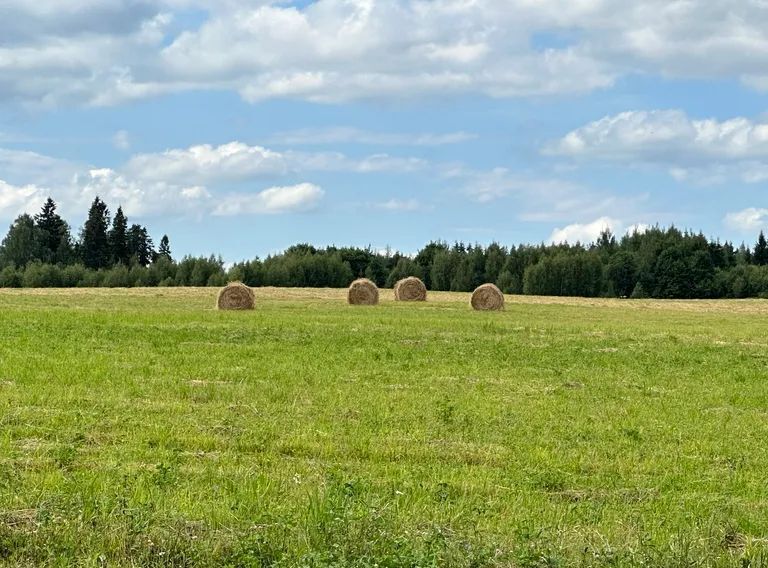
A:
[{"xmin": 1, "ymin": 0, "xmax": 768, "ymax": 261}]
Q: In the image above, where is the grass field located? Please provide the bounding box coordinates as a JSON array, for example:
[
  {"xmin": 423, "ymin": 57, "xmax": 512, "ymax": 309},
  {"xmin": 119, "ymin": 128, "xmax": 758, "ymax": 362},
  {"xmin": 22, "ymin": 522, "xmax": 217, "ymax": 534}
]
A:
[{"xmin": 2, "ymin": 288, "xmax": 768, "ymax": 567}]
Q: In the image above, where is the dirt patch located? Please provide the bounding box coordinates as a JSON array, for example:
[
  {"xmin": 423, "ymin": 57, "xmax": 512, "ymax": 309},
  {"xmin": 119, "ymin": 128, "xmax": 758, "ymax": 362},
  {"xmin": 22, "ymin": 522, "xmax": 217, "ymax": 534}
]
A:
[{"xmin": 0, "ymin": 509, "xmax": 38, "ymax": 531}]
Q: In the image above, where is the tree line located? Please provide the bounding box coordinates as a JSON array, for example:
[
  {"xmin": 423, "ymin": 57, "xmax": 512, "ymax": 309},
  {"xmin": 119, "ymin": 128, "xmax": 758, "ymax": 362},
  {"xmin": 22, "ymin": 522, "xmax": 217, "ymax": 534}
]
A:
[{"xmin": 2, "ymin": 196, "xmax": 768, "ymax": 299}]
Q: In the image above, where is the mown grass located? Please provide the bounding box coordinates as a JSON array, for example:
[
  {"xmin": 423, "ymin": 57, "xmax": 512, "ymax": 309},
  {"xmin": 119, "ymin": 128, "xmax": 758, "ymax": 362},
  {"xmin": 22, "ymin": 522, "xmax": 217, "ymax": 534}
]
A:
[{"xmin": 2, "ymin": 288, "xmax": 768, "ymax": 567}]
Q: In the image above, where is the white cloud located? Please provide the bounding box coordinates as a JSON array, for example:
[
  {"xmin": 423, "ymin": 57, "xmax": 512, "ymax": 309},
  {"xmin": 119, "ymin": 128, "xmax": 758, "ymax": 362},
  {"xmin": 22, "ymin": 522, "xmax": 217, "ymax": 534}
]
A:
[
  {"xmin": 112, "ymin": 130, "xmax": 131, "ymax": 150},
  {"xmin": 550, "ymin": 110, "xmax": 768, "ymax": 184},
  {"xmin": 163, "ymin": 2, "xmax": 614, "ymax": 103},
  {"xmin": 6, "ymin": 1, "xmax": 768, "ymax": 106},
  {"xmin": 454, "ymin": 166, "xmax": 648, "ymax": 225},
  {"xmin": 285, "ymin": 150, "xmax": 427, "ymax": 173},
  {"xmin": 76, "ymin": 170, "xmax": 324, "ymax": 218},
  {"xmin": 549, "ymin": 217, "xmax": 619, "ymax": 244},
  {"xmin": 374, "ymin": 198, "xmax": 423, "ymax": 212},
  {"xmin": 0, "ymin": 143, "xmax": 328, "ymax": 220},
  {"xmin": 548, "ymin": 217, "xmax": 648, "ymax": 244},
  {"xmin": 125, "ymin": 142, "xmax": 288, "ymax": 183},
  {"xmin": 0, "ymin": 148, "xmax": 81, "ymax": 186},
  {"xmin": 0, "ymin": 2, "xmax": 172, "ymax": 107},
  {"xmin": 551, "ymin": 110, "xmax": 768, "ymax": 161},
  {"xmin": 724, "ymin": 208, "xmax": 768, "ymax": 233},
  {"xmin": 271, "ymin": 127, "xmax": 477, "ymax": 146},
  {"xmin": 125, "ymin": 141, "xmax": 426, "ymax": 183},
  {"xmin": 463, "ymin": 167, "xmax": 582, "ymax": 204},
  {"xmin": 75, "ymin": 167, "xmax": 210, "ymax": 216},
  {"xmin": 0, "ymin": 180, "xmax": 47, "ymax": 218},
  {"xmin": 212, "ymin": 183, "xmax": 324, "ymax": 216}
]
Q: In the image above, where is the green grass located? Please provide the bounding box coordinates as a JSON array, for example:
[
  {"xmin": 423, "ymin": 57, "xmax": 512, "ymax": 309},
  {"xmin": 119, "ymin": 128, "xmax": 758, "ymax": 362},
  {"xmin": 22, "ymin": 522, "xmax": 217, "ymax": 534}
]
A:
[{"xmin": 2, "ymin": 288, "xmax": 768, "ymax": 567}]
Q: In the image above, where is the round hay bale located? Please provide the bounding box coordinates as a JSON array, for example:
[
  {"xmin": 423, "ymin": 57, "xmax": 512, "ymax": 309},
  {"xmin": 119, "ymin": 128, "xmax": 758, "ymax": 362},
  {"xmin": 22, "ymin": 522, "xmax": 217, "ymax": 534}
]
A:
[
  {"xmin": 217, "ymin": 282, "xmax": 255, "ymax": 310},
  {"xmin": 394, "ymin": 276, "xmax": 427, "ymax": 302},
  {"xmin": 348, "ymin": 278, "xmax": 379, "ymax": 305},
  {"xmin": 471, "ymin": 283, "xmax": 504, "ymax": 311}
]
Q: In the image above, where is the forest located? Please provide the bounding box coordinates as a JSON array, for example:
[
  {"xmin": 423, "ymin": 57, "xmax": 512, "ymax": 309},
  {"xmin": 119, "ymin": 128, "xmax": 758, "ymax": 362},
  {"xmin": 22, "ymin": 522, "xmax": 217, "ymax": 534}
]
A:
[{"xmin": 2, "ymin": 196, "xmax": 768, "ymax": 299}]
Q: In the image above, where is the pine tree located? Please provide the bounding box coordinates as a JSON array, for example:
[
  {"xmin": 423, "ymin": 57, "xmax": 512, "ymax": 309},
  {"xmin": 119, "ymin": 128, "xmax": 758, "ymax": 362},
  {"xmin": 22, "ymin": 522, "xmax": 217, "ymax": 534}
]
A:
[
  {"xmin": 108, "ymin": 206, "xmax": 129, "ymax": 265},
  {"xmin": 34, "ymin": 197, "xmax": 71, "ymax": 263},
  {"xmin": 158, "ymin": 235, "xmax": 172, "ymax": 261},
  {"xmin": 80, "ymin": 197, "xmax": 111, "ymax": 269},
  {"xmin": 754, "ymin": 231, "xmax": 768, "ymax": 266}
]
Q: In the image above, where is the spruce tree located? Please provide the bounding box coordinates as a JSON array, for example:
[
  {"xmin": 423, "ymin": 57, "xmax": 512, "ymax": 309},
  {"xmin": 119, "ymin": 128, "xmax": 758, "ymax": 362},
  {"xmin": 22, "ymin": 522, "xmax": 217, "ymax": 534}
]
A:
[
  {"xmin": 80, "ymin": 197, "xmax": 111, "ymax": 269},
  {"xmin": 34, "ymin": 197, "xmax": 71, "ymax": 263},
  {"xmin": 754, "ymin": 231, "xmax": 768, "ymax": 266},
  {"xmin": 127, "ymin": 224, "xmax": 155, "ymax": 267},
  {"xmin": 108, "ymin": 207, "xmax": 129, "ymax": 265},
  {"xmin": 158, "ymin": 235, "xmax": 172, "ymax": 261}
]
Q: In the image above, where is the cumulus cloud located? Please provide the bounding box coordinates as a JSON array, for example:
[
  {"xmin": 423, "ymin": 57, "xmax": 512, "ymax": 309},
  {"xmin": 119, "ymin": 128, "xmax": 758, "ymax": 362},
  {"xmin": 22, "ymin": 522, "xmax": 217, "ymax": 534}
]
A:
[
  {"xmin": 548, "ymin": 217, "xmax": 648, "ymax": 244},
  {"xmin": 550, "ymin": 110, "xmax": 768, "ymax": 184},
  {"xmin": 0, "ymin": 1, "xmax": 171, "ymax": 107},
  {"xmin": 0, "ymin": 143, "xmax": 329, "ymax": 219},
  {"xmin": 125, "ymin": 141, "xmax": 426, "ymax": 183},
  {"xmin": 75, "ymin": 167, "xmax": 211, "ymax": 216},
  {"xmin": 8, "ymin": 0, "xmax": 768, "ymax": 106},
  {"xmin": 551, "ymin": 110, "xmax": 768, "ymax": 162},
  {"xmin": 160, "ymin": 1, "xmax": 614, "ymax": 103},
  {"xmin": 1, "ymin": 0, "xmax": 161, "ymax": 42},
  {"xmin": 212, "ymin": 183, "xmax": 324, "ymax": 216},
  {"xmin": 125, "ymin": 142, "xmax": 288, "ymax": 183},
  {"xmin": 724, "ymin": 208, "xmax": 768, "ymax": 233},
  {"xmin": 0, "ymin": 180, "xmax": 47, "ymax": 218}
]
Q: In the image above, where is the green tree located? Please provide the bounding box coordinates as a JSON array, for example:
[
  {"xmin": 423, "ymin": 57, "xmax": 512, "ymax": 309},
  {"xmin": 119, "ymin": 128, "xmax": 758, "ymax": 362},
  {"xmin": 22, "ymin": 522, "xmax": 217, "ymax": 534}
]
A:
[
  {"xmin": 450, "ymin": 255, "xmax": 474, "ymax": 292},
  {"xmin": 754, "ymin": 231, "xmax": 768, "ymax": 266},
  {"xmin": 595, "ymin": 228, "xmax": 617, "ymax": 257},
  {"xmin": 607, "ymin": 251, "xmax": 638, "ymax": 297},
  {"xmin": 108, "ymin": 206, "xmax": 130, "ymax": 265},
  {"xmin": 414, "ymin": 242, "xmax": 448, "ymax": 288},
  {"xmin": 0, "ymin": 214, "xmax": 44, "ymax": 268},
  {"xmin": 653, "ymin": 246, "xmax": 691, "ymax": 298},
  {"xmin": 80, "ymin": 197, "xmax": 111, "ymax": 269},
  {"xmin": 158, "ymin": 235, "xmax": 172, "ymax": 261},
  {"xmin": 385, "ymin": 258, "xmax": 424, "ymax": 288},
  {"xmin": 430, "ymin": 249, "xmax": 459, "ymax": 291},
  {"xmin": 337, "ymin": 247, "xmax": 373, "ymax": 278},
  {"xmin": 363, "ymin": 255, "xmax": 388, "ymax": 287},
  {"xmin": 34, "ymin": 197, "xmax": 71, "ymax": 263},
  {"xmin": 484, "ymin": 243, "xmax": 506, "ymax": 285},
  {"xmin": 127, "ymin": 224, "xmax": 155, "ymax": 267},
  {"xmin": 0, "ymin": 266, "xmax": 22, "ymax": 287}
]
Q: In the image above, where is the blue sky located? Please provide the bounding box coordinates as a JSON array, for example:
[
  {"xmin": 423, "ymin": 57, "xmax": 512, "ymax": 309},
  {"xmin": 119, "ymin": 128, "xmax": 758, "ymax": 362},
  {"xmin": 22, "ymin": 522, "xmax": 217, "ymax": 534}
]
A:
[{"xmin": 1, "ymin": 0, "xmax": 768, "ymax": 261}]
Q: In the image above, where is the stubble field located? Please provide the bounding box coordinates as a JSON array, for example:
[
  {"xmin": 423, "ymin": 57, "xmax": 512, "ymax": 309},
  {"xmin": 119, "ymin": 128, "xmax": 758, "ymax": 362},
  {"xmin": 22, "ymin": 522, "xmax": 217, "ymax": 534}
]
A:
[{"xmin": 1, "ymin": 288, "xmax": 768, "ymax": 567}]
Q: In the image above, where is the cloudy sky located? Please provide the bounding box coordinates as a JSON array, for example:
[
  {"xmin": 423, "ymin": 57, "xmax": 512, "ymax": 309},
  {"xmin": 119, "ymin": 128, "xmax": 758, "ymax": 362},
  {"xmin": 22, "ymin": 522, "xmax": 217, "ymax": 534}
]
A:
[{"xmin": 2, "ymin": 0, "xmax": 767, "ymax": 259}]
